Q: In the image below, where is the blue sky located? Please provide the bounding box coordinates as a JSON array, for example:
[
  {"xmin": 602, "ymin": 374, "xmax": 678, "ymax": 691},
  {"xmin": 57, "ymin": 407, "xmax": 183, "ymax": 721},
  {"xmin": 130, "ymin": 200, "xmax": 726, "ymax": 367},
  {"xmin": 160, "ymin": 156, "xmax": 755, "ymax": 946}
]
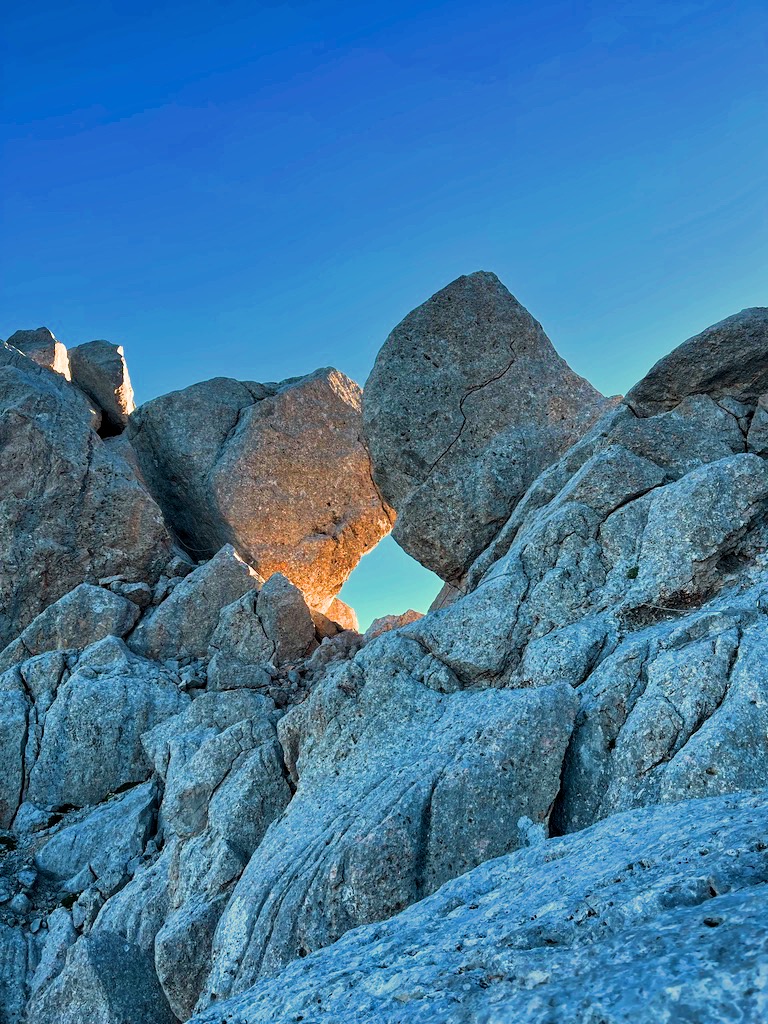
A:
[{"xmin": 2, "ymin": 1, "xmax": 766, "ymax": 626}]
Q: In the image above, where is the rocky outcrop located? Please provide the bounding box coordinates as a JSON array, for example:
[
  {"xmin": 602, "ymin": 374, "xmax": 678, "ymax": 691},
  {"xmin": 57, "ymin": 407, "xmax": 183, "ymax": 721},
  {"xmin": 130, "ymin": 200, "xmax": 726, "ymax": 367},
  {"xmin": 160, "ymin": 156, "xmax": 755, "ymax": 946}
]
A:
[
  {"xmin": 128, "ymin": 368, "xmax": 394, "ymax": 610},
  {"xmin": 189, "ymin": 789, "xmax": 768, "ymax": 1024},
  {"xmin": 362, "ymin": 272, "xmax": 610, "ymax": 582},
  {"xmin": 68, "ymin": 340, "xmax": 135, "ymax": 432},
  {"xmin": 3, "ymin": 297, "xmax": 768, "ymax": 1024},
  {"xmin": 0, "ymin": 341, "xmax": 174, "ymax": 648},
  {"xmin": 626, "ymin": 307, "xmax": 768, "ymax": 415}
]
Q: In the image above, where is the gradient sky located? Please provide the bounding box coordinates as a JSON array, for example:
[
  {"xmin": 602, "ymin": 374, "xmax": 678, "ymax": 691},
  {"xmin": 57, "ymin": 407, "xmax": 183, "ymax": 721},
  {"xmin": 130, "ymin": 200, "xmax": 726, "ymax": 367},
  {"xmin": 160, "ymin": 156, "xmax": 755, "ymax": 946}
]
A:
[{"xmin": 2, "ymin": 1, "xmax": 767, "ymax": 627}]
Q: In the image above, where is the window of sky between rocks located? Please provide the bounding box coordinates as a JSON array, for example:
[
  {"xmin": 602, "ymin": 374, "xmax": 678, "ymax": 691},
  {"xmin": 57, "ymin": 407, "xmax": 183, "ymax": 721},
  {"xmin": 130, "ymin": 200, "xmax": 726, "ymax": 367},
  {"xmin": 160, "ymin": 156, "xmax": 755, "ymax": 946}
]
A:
[{"xmin": 338, "ymin": 534, "xmax": 442, "ymax": 632}]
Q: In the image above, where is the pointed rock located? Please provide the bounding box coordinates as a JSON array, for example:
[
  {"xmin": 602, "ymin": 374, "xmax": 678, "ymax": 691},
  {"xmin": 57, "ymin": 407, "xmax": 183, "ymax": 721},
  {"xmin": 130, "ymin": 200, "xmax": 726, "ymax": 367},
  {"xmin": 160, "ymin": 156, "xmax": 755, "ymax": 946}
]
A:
[
  {"xmin": 69, "ymin": 339, "xmax": 135, "ymax": 432},
  {"xmin": 6, "ymin": 327, "xmax": 70, "ymax": 379},
  {"xmin": 362, "ymin": 272, "xmax": 610, "ymax": 582}
]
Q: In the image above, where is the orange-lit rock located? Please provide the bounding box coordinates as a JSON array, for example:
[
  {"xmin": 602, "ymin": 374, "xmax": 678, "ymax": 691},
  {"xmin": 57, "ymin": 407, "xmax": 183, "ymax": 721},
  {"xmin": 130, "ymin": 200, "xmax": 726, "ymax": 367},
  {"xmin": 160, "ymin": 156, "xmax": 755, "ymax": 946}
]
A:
[{"xmin": 128, "ymin": 368, "xmax": 394, "ymax": 611}]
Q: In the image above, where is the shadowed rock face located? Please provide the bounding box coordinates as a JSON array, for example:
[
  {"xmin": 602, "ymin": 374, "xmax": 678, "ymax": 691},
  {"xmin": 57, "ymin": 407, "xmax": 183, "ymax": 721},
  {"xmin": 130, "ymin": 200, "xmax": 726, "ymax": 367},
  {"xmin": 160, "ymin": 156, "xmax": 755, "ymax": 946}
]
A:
[
  {"xmin": 626, "ymin": 307, "xmax": 768, "ymax": 416},
  {"xmin": 362, "ymin": 271, "xmax": 610, "ymax": 583},
  {"xmin": 69, "ymin": 340, "xmax": 135, "ymax": 432},
  {"xmin": 0, "ymin": 343, "xmax": 173, "ymax": 648},
  {"xmin": 128, "ymin": 368, "xmax": 393, "ymax": 611},
  {"xmin": 6, "ymin": 328, "xmax": 70, "ymax": 380}
]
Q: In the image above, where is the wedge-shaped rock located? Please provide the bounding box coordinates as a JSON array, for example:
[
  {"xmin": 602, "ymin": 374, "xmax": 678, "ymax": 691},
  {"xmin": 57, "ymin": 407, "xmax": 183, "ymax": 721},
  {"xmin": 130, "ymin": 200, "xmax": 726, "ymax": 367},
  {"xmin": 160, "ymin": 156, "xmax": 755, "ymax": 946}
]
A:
[
  {"xmin": 0, "ymin": 584, "xmax": 139, "ymax": 672},
  {"xmin": 34, "ymin": 781, "xmax": 156, "ymax": 883},
  {"xmin": 0, "ymin": 342, "xmax": 173, "ymax": 647},
  {"xmin": 69, "ymin": 339, "xmax": 135, "ymax": 431},
  {"xmin": 207, "ymin": 572, "xmax": 317, "ymax": 691},
  {"xmin": 6, "ymin": 327, "xmax": 70, "ymax": 378},
  {"xmin": 128, "ymin": 369, "xmax": 393, "ymax": 609},
  {"xmin": 26, "ymin": 931, "xmax": 176, "ymax": 1024},
  {"xmin": 626, "ymin": 306, "xmax": 768, "ymax": 415},
  {"xmin": 129, "ymin": 544, "xmax": 263, "ymax": 661},
  {"xmin": 25, "ymin": 637, "xmax": 188, "ymax": 809},
  {"xmin": 201, "ymin": 634, "xmax": 577, "ymax": 1000},
  {"xmin": 190, "ymin": 790, "xmax": 768, "ymax": 1024},
  {"xmin": 362, "ymin": 272, "xmax": 610, "ymax": 581}
]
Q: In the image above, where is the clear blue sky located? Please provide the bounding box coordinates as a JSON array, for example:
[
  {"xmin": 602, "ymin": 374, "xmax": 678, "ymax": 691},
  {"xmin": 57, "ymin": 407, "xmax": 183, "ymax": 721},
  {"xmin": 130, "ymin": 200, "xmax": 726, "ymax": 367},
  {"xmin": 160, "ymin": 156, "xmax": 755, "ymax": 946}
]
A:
[{"xmin": 2, "ymin": 1, "xmax": 766, "ymax": 627}]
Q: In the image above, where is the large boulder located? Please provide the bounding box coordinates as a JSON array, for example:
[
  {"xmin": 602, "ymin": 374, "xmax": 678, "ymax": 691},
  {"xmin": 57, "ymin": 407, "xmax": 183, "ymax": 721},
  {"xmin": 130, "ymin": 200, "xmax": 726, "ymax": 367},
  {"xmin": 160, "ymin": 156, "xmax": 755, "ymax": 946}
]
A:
[
  {"xmin": 128, "ymin": 368, "xmax": 393, "ymax": 610},
  {"xmin": 626, "ymin": 307, "xmax": 768, "ymax": 416},
  {"xmin": 68, "ymin": 340, "xmax": 135, "ymax": 432},
  {"xmin": 0, "ymin": 342, "xmax": 174, "ymax": 648},
  {"xmin": 189, "ymin": 789, "xmax": 768, "ymax": 1024},
  {"xmin": 6, "ymin": 327, "xmax": 70, "ymax": 379},
  {"xmin": 362, "ymin": 271, "xmax": 610, "ymax": 582}
]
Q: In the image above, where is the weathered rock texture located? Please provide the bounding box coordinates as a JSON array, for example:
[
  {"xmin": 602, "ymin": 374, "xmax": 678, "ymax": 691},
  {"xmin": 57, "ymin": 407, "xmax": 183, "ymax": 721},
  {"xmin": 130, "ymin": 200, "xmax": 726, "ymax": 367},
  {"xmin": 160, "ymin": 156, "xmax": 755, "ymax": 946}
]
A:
[
  {"xmin": 189, "ymin": 790, "xmax": 768, "ymax": 1024},
  {"xmin": 69, "ymin": 339, "xmax": 135, "ymax": 432},
  {"xmin": 0, "ymin": 342, "xmax": 173, "ymax": 648},
  {"xmin": 3, "ymin": 296, "xmax": 768, "ymax": 1024},
  {"xmin": 363, "ymin": 272, "xmax": 611, "ymax": 581},
  {"xmin": 128, "ymin": 368, "xmax": 394, "ymax": 610},
  {"xmin": 626, "ymin": 306, "xmax": 768, "ymax": 415},
  {"xmin": 6, "ymin": 328, "xmax": 70, "ymax": 379}
]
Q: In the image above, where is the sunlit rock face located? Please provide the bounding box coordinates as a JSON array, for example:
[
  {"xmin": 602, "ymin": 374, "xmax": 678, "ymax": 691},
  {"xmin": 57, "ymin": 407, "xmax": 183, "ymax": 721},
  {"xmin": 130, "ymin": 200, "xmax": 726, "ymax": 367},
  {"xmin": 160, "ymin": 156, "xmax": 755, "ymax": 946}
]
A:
[
  {"xmin": 5, "ymin": 328, "xmax": 71, "ymax": 380},
  {"xmin": 0, "ymin": 342, "xmax": 173, "ymax": 648},
  {"xmin": 362, "ymin": 271, "xmax": 611, "ymax": 583},
  {"xmin": 128, "ymin": 367, "xmax": 394, "ymax": 611},
  {"xmin": 69, "ymin": 340, "xmax": 135, "ymax": 432}
]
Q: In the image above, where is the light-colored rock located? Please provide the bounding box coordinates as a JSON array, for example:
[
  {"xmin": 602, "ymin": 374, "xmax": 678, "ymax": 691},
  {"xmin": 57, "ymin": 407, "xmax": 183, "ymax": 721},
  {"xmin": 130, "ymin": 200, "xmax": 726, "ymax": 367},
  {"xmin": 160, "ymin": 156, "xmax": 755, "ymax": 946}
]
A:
[
  {"xmin": 25, "ymin": 637, "xmax": 188, "ymax": 810},
  {"xmin": 362, "ymin": 272, "xmax": 610, "ymax": 581},
  {"xmin": 29, "ymin": 908, "xmax": 76, "ymax": 997},
  {"xmin": 0, "ymin": 584, "xmax": 139, "ymax": 672},
  {"xmin": 364, "ymin": 609, "xmax": 423, "ymax": 641},
  {"xmin": 6, "ymin": 327, "xmax": 70, "ymax": 379},
  {"xmin": 201, "ymin": 634, "xmax": 577, "ymax": 999},
  {"xmin": 0, "ymin": 922, "xmax": 32, "ymax": 1024},
  {"xmin": 25, "ymin": 931, "xmax": 176, "ymax": 1024},
  {"xmin": 324, "ymin": 597, "xmax": 359, "ymax": 632},
  {"xmin": 626, "ymin": 307, "xmax": 768, "ymax": 415},
  {"xmin": 68, "ymin": 340, "xmax": 135, "ymax": 431},
  {"xmin": 129, "ymin": 545, "xmax": 263, "ymax": 661},
  {"xmin": 0, "ymin": 342, "xmax": 173, "ymax": 648},
  {"xmin": 34, "ymin": 782, "xmax": 156, "ymax": 883},
  {"xmin": 189, "ymin": 789, "xmax": 768, "ymax": 1024},
  {"xmin": 128, "ymin": 368, "xmax": 393, "ymax": 610}
]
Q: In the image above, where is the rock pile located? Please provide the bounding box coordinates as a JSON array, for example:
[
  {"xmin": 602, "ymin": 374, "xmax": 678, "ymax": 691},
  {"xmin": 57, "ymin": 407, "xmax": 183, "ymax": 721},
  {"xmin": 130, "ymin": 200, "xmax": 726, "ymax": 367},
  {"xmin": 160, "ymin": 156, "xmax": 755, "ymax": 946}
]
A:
[{"xmin": 1, "ymin": 277, "xmax": 767, "ymax": 1024}]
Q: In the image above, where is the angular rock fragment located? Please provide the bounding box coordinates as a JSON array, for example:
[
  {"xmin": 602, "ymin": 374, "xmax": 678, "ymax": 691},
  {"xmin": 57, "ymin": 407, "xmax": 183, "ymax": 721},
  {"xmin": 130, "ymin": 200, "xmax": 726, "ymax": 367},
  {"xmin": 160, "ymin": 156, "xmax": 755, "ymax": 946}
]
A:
[
  {"xmin": 626, "ymin": 307, "xmax": 768, "ymax": 415},
  {"xmin": 362, "ymin": 272, "xmax": 610, "ymax": 581},
  {"xmin": 69, "ymin": 339, "xmax": 135, "ymax": 432},
  {"xmin": 0, "ymin": 584, "xmax": 139, "ymax": 672},
  {"xmin": 6, "ymin": 327, "xmax": 70, "ymax": 379},
  {"xmin": 129, "ymin": 544, "xmax": 263, "ymax": 662},
  {"xmin": 364, "ymin": 609, "xmax": 423, "ymax": 640},
  {"xmin": 128, "ymin": 368, "xmax": 393, "ymax": 609}
]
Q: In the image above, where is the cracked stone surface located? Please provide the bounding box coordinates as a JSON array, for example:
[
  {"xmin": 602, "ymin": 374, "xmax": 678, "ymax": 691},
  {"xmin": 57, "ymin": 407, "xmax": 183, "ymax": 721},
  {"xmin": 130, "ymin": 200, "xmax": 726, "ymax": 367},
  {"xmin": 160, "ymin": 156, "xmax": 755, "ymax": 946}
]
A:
[
  {"xmin": 68, "ymin": 340, "xmax": 135, "ymax": 432},
  {"xmin": 188, "ymin": 789, "xmax": 768, "ymax": 1024},
  {"xmin": 128, "ymin": 368, "xmax": 393, "ymax": 610},
  {"xmin": 362, "ymin": 271, "xmax": 611, "ymax": 582}
]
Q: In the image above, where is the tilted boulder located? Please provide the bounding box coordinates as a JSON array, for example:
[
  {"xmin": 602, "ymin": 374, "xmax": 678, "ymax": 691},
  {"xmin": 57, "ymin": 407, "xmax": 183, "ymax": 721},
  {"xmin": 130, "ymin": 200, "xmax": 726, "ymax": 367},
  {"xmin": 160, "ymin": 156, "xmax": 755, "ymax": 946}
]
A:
[
  {"xmin": 189, "ymin": 790, "xmax": 768, "ymax": 1024},
  {"xmin": 626, "ymin": 307, "xmax": 768, "ymax": 416},
  {"xmin": 6, "ymin": 327, "xmax": 70, "ymax": 379},
  {"xmin": 68, "ymin": 340, "xmax": 135, "ymax": 432},
  {"xmin": 362, "ymin": 271, "xmax": 610, "ymax": 582},
  {"xmin": 128, "ymin": 368, "xmax": 394, "ymax": 610},
  {"xmin": 0, "ymin": 342, "xmax": 174, "ymax": 648}
]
